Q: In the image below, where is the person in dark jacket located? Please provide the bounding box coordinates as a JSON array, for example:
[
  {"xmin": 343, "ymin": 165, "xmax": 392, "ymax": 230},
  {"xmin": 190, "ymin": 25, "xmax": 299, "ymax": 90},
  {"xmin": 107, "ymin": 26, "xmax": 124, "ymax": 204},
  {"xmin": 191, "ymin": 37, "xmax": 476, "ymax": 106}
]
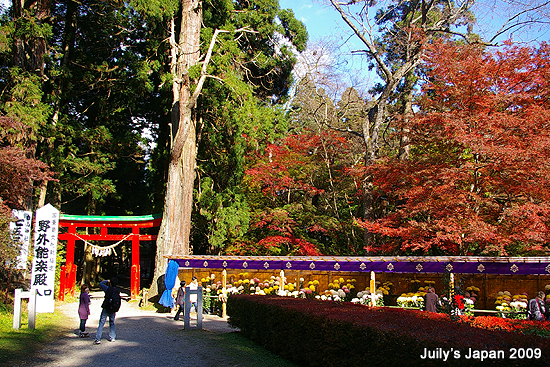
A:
[
  {"xmin": 529, "ymin": 291, "xmax": 546, "ymax": 321},
  {"xmin": 78, "ymin": 284, "xmax": 91, "ymax": 337},
  {"xmin": 174, "ymin": 281, "xmax": 186, "ymax": 321},
  {"xmin": 94, "ymin": 277, "xmax": 119, "ymax": 344},
  {"xmin": 424, "ymin": 286, "xmax": 439, "ymax": 313}
]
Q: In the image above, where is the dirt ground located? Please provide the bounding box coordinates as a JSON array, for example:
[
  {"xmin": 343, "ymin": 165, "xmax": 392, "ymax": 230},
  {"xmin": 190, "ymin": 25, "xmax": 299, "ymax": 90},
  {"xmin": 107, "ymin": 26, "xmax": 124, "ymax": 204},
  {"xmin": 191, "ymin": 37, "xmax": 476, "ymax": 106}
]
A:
[{"xmin": 13, "ymin": 291, "xmax": 296, "ymax": 367}]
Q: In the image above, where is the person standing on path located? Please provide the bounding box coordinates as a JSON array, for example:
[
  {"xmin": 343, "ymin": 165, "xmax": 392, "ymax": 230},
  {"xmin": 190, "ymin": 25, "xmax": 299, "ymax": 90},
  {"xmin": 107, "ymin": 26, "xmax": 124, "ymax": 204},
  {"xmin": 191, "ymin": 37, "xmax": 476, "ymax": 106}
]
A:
[
  {"xmin": 94, "ymin": 277, "xmax": 121, "ymax": 344},
  {"xmin": 78, "ymin": 284, "xmax": 91, "ymax": 337},
  {"xmin": 174, "ymin": 281, "xmax": 186, "ymax": 321}
]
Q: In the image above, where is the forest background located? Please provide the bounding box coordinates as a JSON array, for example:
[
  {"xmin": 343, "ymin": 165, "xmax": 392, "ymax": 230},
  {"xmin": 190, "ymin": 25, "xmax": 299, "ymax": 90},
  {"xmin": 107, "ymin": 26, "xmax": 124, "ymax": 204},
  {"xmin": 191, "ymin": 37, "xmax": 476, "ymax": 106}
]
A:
[{"xmin": 1, "ymin": 0, "xmax": 549, "ymax": 295}]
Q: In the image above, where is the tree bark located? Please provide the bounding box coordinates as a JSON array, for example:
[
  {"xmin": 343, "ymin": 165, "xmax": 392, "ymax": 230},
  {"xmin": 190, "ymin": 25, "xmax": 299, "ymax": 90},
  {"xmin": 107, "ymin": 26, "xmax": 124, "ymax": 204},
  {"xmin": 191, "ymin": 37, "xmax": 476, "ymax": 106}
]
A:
[
  {"xmin": 399, "ymin": 72, "xmax": 415, "ymax": 161},
  {"xmin": 13, "ymin": 0, "xmax": 52, "ymax": 76},
  {"xmin": 150, "ymin": 0, "xmax": 202, "ymax": 297}
]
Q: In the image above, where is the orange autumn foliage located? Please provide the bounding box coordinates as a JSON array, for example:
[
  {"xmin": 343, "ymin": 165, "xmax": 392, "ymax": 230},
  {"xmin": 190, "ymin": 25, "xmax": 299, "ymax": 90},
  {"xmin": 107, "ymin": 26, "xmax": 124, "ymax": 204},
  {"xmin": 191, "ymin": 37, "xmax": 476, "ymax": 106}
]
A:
[{"xmin": 359, "ymin": 41, "xmax": 550, "ymax": 256}]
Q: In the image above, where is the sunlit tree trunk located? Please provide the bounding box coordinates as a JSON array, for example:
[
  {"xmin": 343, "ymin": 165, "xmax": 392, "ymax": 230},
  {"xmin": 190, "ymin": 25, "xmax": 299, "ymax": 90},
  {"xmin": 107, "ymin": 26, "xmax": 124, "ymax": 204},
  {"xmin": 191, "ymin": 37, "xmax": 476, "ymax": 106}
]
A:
[{"xmin": 150, "ymin": 0, "xmax": 202, "ymax": 296}]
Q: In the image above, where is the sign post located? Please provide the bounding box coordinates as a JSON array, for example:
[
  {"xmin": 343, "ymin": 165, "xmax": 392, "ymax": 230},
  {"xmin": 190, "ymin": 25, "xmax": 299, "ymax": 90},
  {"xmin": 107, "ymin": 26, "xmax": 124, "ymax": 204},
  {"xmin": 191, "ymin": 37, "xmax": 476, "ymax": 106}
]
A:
[
  {"xmin": 30, "ymin": 204, "xmax": 59, "ymax": 313},
  {"xmin": 10, "ymin": 210, "xmax": 33, "ymax": 270},
  {"xmin": 13, "ymin": 288, "xmax": 37, "ymax": 330},
  {"xmin": 184, "ymin": 286, "xmax": 203, "ymax": 330}
]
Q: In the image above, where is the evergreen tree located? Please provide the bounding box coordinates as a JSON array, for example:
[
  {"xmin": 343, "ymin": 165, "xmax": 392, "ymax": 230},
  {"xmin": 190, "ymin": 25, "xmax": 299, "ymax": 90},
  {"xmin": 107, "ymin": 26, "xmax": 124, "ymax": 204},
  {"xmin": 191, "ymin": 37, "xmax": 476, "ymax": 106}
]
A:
[{"xmin": 129, "ymin": 0, "xmax": 306, "ymax": 295}]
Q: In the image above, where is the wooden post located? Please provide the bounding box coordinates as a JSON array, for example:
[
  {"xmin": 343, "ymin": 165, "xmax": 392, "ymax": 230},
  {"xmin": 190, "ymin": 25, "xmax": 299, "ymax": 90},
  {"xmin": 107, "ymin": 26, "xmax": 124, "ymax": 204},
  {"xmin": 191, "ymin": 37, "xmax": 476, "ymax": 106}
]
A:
[
  {"xmin": 370, "ymin": 271, "xmax": 376, "ymax": 307},
  {"xmin": 27, "ymin": 289, "xmax": 36, "ymax": 330},
  {"xmin": 483, "ymin": 274, "xmax": 488, "ymax": 310},
  {"xmin": 184, "ymin": 286, "xmax": 203, "ymax": 330},
  {"xmin": 279, "ymin": 270, "xmax": 285, "ymax": 295},
  {"xmin": 59, "ymin": 265, "xmax": 66, "ymax": 301},
  {"xmin": 131, "ymin": 226, "xmax": 140, "ymax": 299},
  {"xmin": 141, "ymin": 288, "xmax": 149, "ymax": 308},
  {"xmin": 69, "ymin": 264, "xmax": 77, "ymax": 297},
  {"xmin": 449, "ymin": 273, "xmax": 455, "ymax": 298},
  {"xmin": 222, "ymin": 269, "xmax": 227, "ymax": 318},
  {"xmin": 66, "ymin": 225, "xmax": 76, "ymax": 296},
  {"xmin": 13, "ymin": 289, "xmax": 37, "ymax": 330},
  {"xmin": 13, "ymin": 289, "xmax": 22, "ymax": 330}
]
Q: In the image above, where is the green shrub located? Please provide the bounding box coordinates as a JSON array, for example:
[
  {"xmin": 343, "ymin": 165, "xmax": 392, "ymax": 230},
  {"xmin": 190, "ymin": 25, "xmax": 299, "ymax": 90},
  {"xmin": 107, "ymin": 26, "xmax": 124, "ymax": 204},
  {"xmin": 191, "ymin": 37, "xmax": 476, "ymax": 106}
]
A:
[{"xmin": 228, "ymin": 295, "xmax": 550, "ymax": 367}]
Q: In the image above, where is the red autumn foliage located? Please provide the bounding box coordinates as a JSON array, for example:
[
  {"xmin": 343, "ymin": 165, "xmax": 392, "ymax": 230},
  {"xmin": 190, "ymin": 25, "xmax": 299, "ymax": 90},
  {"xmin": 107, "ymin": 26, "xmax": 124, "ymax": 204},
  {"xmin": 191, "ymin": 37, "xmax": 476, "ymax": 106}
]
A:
[
  {"xmin": 257, "ymin": 235, "xmax": 323, "ymax": 256},
  {"xmin": 0, "ymin": 116, "xmax": 53, "ymax": 215},
  {"xmin": 243, "ymin": 130, "xmax": 362, "ymax": 255},
  {"xmin": 359, "ymin": 41, "xmax": 550, "ymax": 255},
  {"xmin": 228, "ymin": 295, "xmax": 550, "ymax": 367},
  {"xmin": 245, "ymin": 133, "xmax": 326, "ymax": 197}
]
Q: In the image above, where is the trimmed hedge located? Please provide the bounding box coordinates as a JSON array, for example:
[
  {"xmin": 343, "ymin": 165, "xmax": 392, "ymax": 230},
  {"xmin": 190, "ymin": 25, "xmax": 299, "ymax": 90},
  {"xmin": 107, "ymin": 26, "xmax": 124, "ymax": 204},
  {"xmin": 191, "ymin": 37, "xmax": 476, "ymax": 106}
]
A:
[{"xmin": 227, "ymin": 295, "xmax": 550, "ymax": 367}]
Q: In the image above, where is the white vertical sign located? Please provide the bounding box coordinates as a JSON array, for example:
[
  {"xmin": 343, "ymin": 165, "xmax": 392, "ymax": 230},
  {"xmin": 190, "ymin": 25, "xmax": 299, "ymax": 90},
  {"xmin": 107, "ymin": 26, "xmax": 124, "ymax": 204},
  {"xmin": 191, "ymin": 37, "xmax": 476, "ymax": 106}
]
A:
[
  {"xmin": 30, "ymin": 204, "xmax": 59, "ymax": 313},
  {"xmin": 10, "ymin": 210, "xmax": 33, "ymax": 269}
]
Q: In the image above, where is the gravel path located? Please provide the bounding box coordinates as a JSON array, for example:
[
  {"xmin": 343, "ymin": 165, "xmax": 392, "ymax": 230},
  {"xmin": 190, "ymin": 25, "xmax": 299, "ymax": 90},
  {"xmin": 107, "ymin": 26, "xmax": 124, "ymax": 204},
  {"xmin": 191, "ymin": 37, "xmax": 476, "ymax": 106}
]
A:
[{"xmin": 15, "ymin": 291, "xmax": 287, "ymax": 367}]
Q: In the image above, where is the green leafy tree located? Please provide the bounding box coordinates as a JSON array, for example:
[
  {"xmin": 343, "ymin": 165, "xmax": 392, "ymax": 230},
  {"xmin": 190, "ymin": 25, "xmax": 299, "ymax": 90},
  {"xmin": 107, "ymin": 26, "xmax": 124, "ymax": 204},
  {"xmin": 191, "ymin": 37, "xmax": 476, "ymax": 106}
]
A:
[
  {"xmin": 40, "ymin": 0, "xmax": 157, "ymax": 215},
  {"xmin": 132, "ymin": 0, "xmax": 307, "ymax": 294}
]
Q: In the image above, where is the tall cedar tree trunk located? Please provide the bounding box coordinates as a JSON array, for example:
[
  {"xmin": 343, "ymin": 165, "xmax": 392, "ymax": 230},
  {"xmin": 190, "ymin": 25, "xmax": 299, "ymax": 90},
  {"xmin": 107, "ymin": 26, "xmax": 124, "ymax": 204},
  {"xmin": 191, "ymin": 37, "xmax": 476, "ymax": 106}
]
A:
[
  {"xmin": 13, "ymin": 0, "xmax": 52, "ymax": 210},
  {"xmin": 38, "ymin": 0, "xmax": 77, "ymax": 208},
  {"xmin": 150, "ymin": 0, "xmax": 202, "ymax": 297},
  {"xmin": 13, "ymin": 0, "xmax": 51, "ymax": 76}
]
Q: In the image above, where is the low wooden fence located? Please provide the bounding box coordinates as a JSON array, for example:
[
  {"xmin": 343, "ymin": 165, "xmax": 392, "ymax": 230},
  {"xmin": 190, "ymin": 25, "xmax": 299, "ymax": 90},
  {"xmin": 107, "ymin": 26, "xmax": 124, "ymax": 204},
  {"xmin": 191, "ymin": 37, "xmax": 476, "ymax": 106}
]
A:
[{"xmin": 174, "ymin": 267, "xmax": 550, "ymax": 310}]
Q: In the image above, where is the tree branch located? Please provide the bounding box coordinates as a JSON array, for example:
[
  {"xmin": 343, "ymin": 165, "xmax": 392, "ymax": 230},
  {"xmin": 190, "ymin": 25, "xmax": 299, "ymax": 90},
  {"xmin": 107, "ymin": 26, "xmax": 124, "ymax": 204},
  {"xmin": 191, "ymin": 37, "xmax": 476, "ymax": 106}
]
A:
[{"xmin": 189, "ymin": 27, "xmax": 257, "ymax": 108}]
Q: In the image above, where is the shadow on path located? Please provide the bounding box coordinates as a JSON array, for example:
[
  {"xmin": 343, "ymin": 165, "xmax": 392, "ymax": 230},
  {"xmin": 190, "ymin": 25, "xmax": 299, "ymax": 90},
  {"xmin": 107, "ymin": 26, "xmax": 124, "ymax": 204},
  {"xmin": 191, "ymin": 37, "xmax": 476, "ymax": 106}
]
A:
[{"xmin": 16, "ymin": 298, "xmax": 297, "ymax": 367}]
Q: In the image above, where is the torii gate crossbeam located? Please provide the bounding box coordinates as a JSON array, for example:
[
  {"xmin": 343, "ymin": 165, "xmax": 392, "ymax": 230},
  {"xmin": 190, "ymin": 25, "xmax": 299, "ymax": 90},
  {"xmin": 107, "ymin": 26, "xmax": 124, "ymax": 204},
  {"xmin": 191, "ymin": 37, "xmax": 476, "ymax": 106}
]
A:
[{"xmin": 58, "ymin": 214, "xmax": 161, "ymax": 299}]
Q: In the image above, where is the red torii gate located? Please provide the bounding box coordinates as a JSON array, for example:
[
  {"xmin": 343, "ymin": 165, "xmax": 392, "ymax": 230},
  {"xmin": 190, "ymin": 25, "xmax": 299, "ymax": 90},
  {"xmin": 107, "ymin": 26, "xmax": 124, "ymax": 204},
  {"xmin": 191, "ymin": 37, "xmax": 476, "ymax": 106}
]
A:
[{"xmin": 58, "ymin": 214, "xmax": 162, "ymax": 299}]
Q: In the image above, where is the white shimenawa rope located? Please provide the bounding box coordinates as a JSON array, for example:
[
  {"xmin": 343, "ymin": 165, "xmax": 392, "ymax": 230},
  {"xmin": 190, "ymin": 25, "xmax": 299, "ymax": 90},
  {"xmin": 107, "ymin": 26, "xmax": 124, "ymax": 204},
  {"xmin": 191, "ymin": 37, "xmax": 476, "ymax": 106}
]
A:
[{"xmin": 73, "ymin": 233, "xmax": 133, "ymax": 257}]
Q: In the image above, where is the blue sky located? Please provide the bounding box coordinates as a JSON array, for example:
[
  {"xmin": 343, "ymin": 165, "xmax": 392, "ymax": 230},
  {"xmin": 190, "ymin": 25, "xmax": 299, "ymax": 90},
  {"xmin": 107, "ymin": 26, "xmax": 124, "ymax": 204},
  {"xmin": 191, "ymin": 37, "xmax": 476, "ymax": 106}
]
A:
[
  {"xmin": 278, "ymin": 1, "xmax": 550, "ymax": 102},
  {"xmin": 280, "ymin": 1, "xmax": 550, "ymax": 45},
  {"xmin": 279, "ymin": 0, "xmax": 375, "ymax": 91},
  {"xmin": 279, "ymin": 0, "xmax": 344, "ymax": 43}
]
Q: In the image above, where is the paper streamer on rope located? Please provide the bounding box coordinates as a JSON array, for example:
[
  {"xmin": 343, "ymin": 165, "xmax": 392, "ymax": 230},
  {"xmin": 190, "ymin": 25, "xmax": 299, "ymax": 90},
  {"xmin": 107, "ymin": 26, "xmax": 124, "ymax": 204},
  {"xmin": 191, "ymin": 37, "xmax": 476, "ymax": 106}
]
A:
[
  {"xmin": 90, "ymin": 244, "xmax": 118, "ymax": 257},
  {"xmin": 73, "ymin": 233, "xmax": 133, "ymax": 257}
]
